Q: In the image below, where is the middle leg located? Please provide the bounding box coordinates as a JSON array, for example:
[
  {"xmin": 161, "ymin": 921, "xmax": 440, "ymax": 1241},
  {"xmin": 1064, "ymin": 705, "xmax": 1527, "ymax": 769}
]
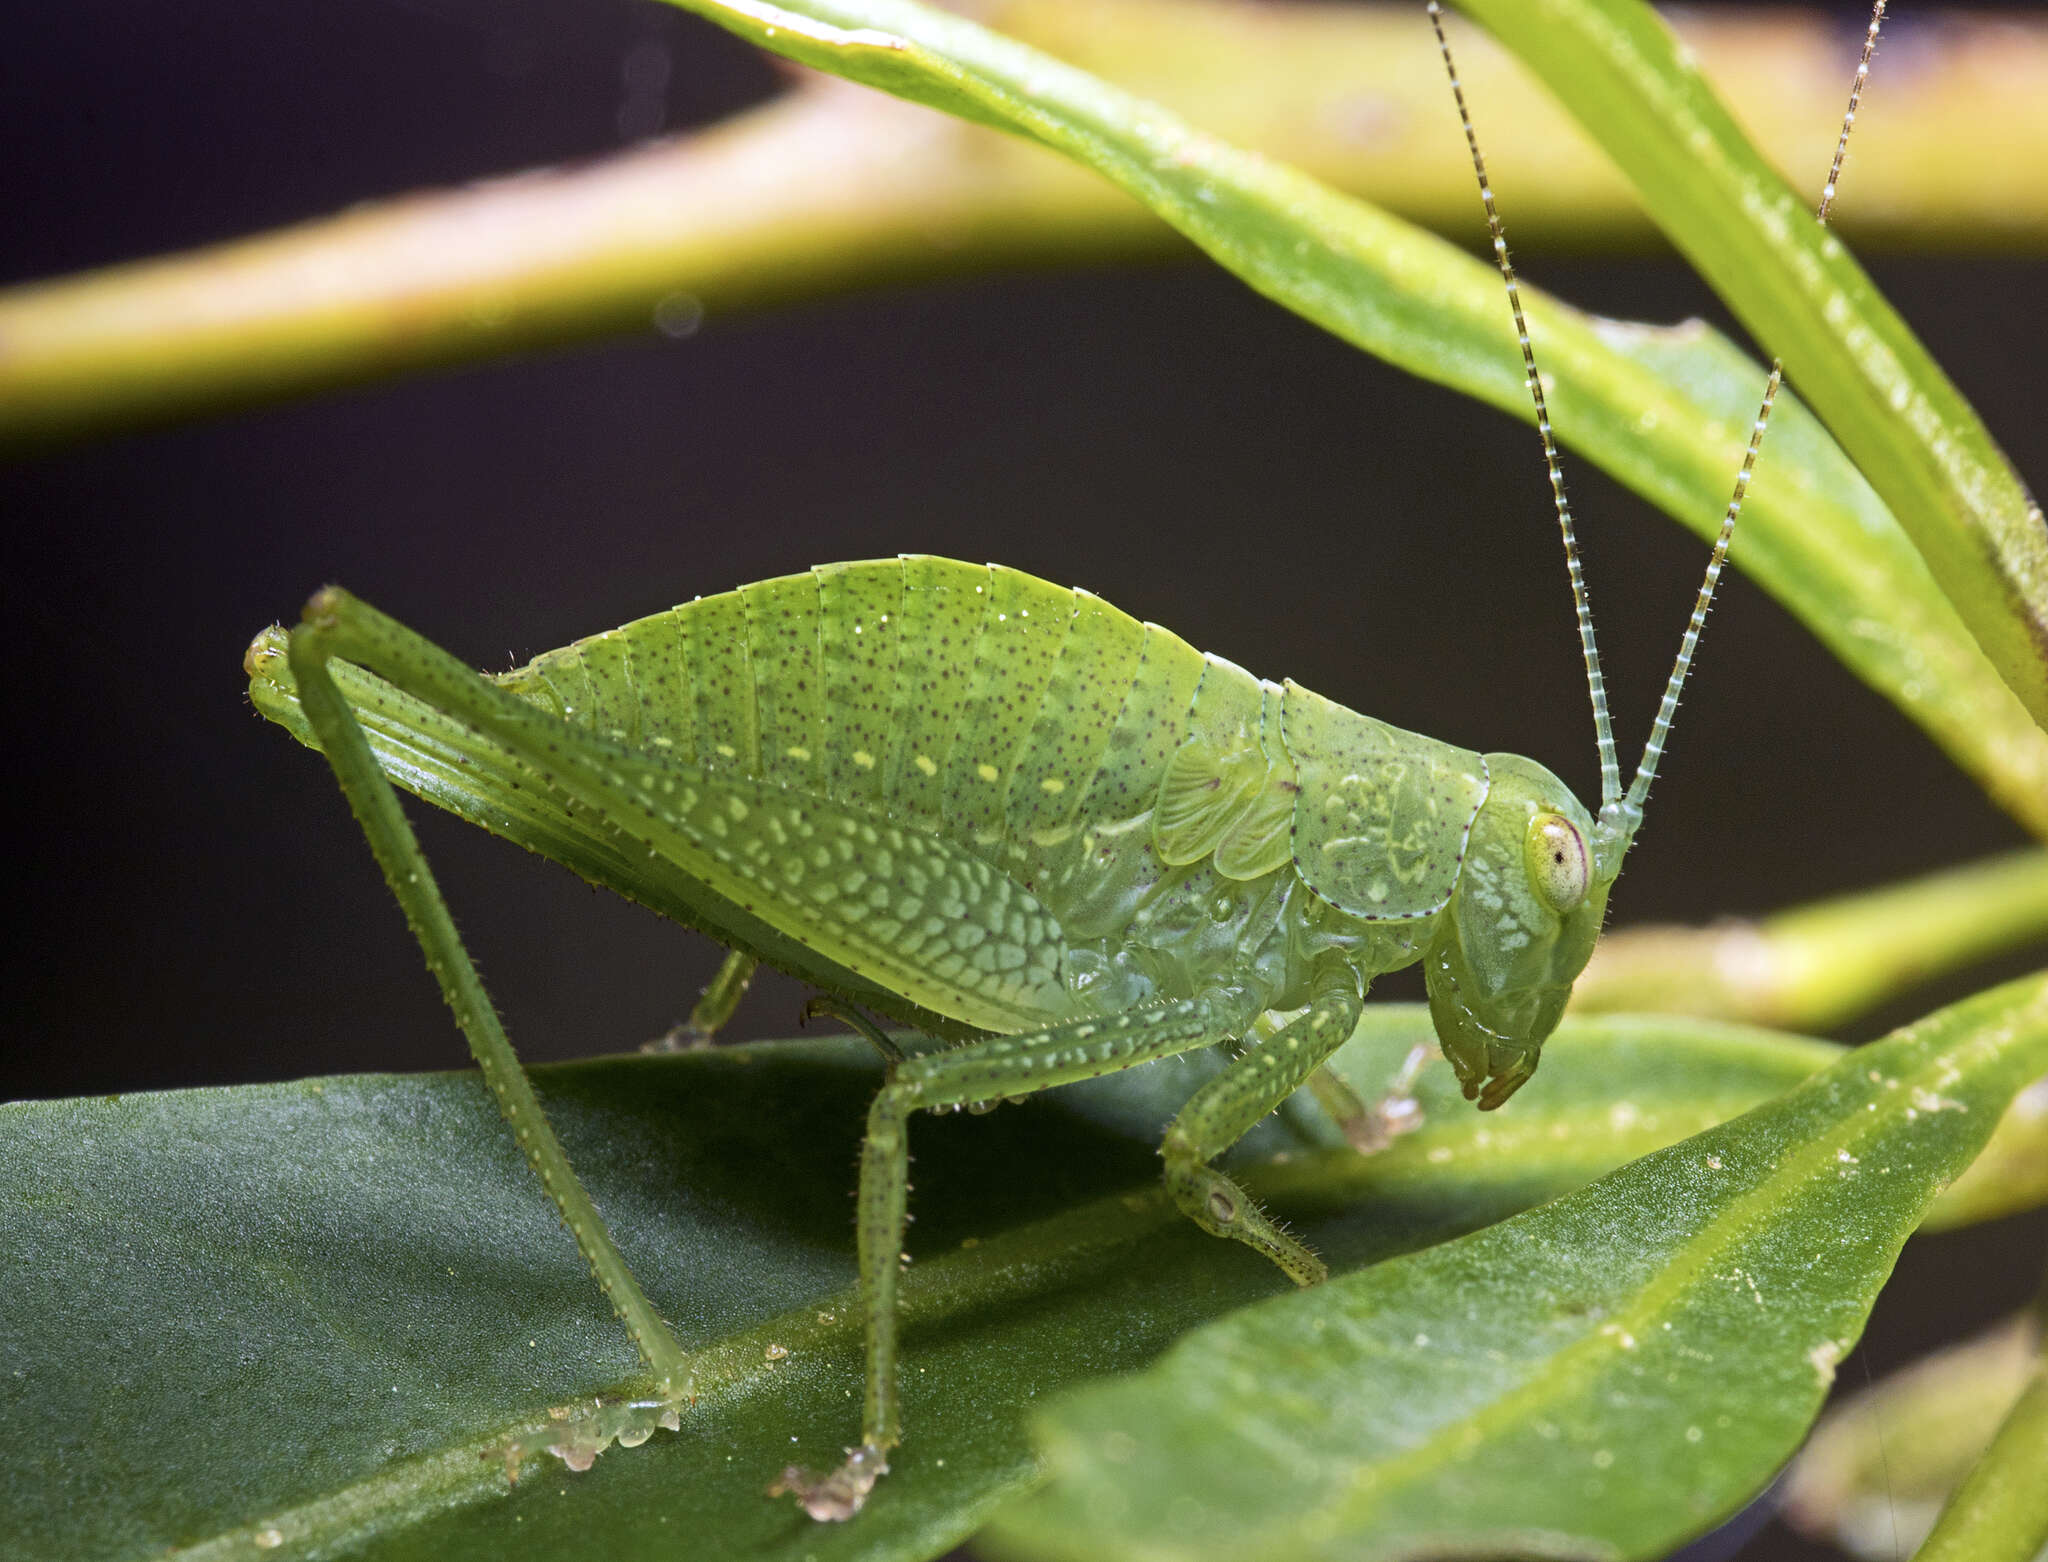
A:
[{"xmin": 1305, "ymin": 1040, "xmax": 1432, "ymax": 1155}]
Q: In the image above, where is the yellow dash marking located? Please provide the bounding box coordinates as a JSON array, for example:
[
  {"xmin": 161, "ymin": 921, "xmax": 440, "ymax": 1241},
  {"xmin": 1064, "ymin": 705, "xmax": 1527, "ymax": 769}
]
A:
[
  {"xmin": 915, "ymin": 754, "xmax": 938, "ymax": 777},
  {"xmin": 977, "ymin": 763, "xmax": 1000, "ymax": 782},
  {"xmin": 716, "ymin": 743, "xmax": 737, "ymax": 759},
  {"xmin": 1040, "ymin": 776, "xmax": 1066, "ymax": 794},
  {"xmin": 853, "ymin": 750, "xmax": 876, "ymax": 769},
  {"xmin": 786, "ymin": 746, "xmax": 812, "ymax": 762}
]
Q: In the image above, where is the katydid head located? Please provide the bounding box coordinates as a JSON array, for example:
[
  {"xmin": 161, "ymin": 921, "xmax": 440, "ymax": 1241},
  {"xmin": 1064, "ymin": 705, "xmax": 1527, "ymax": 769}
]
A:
[{"xmin": 1423, "ymin": 755, "xmax": 1621, "ymax": 1109}]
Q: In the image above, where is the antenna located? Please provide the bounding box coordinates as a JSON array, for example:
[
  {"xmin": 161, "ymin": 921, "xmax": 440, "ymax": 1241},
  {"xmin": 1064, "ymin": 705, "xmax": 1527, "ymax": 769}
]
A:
[
  {"xmin": 1427, "ymin": 0, "xmax": 1888, "ymax": 837},
  {"xmin": 1623, "ymin": 0, "xmax": 1887, "ymax": 826},
  {"xmin": 1426, "ymin": 0, "xmax": 1622, "ymax": 814}
]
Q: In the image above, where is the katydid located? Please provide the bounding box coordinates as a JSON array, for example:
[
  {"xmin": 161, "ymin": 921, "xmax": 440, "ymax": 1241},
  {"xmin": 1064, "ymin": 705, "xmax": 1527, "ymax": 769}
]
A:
[{"xmin": 241, "ymin": 0, "xmax": 1885, "ymax": 1523}]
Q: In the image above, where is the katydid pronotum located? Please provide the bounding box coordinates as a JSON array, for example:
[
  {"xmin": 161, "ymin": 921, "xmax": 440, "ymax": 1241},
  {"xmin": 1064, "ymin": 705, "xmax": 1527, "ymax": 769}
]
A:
[{"xmin": 241, "ymin": 0, "xmax": 1886, "ymax": 1523}]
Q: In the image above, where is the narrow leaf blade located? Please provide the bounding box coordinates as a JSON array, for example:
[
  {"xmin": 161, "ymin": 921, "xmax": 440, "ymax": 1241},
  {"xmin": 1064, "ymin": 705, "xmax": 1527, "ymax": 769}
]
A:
[
  {"xmin": 649, "ymin": 0, "xmax": 2048, "ymax": 830},
  {"xmin": 1454, "ymin": 0, "xmax": 2048, "ymax": 733}
]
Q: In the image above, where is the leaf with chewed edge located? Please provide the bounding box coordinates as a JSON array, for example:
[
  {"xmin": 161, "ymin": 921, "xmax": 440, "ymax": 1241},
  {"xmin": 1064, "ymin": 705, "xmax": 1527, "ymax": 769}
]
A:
[{"xmin": 988, "ymin": 972, "xmax": 2048, "ymax": 1562}]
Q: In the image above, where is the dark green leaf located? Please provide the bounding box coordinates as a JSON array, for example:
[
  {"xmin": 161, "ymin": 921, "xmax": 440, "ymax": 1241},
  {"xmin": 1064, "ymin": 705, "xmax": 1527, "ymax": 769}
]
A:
[{"xmin": 3, "ymin": 1012, "xmax": 1831, "ymax": 1560}]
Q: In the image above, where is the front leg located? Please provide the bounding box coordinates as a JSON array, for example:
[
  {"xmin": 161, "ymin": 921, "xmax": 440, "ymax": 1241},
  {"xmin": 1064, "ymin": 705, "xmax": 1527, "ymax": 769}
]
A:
[
  {"xmin": 1161, "ymin": 964, "xmax": 1365, "ymax": 1286},
  {"xmin": 774, "ymin": 989, "xmax": 1259, "ymax": 1521}
]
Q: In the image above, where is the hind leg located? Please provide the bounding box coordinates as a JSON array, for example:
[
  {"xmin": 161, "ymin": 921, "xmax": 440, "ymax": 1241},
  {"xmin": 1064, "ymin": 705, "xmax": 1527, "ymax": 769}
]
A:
[{"xmin": 287, "ymin": 610, "xmax": 693, "ymax": 1399}]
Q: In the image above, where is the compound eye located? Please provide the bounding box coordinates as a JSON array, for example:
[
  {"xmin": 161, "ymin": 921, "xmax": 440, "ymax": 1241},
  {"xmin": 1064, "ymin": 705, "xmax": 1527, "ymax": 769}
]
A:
[{"xmin": 1525, "ymin": 812, "xmax": 1589, "ymax": 915}]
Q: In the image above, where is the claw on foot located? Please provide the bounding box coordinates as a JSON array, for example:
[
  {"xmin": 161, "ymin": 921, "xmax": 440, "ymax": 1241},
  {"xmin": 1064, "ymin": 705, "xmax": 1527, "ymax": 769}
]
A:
[
  {"xmin": 489, "ymin": 1393, "xmax": 688, "ymax": 1483},
  {"xmin": 771, "ymin": 1442, "xmax": 890, "ymax": 1521}
]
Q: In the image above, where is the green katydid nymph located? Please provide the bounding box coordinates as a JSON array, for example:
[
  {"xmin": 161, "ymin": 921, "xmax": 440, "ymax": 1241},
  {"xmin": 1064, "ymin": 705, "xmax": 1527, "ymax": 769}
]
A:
[{"xmin": 241, "ymin": 0, "xmax": 1885, "ymax": 1523}]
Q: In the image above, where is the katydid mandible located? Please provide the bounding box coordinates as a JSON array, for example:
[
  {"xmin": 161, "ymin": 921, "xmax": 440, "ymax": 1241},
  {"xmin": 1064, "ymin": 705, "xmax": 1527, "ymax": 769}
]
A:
[{"xmin": 241, "ymin": 0, "xmax": 1885, "ymax": 1522}]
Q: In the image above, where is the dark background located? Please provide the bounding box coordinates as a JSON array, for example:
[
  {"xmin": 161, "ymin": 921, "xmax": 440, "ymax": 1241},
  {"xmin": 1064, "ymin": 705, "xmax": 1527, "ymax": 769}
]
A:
[{"xmin": 3, "ymin": 3, "xmax": 2043, "ymax": 1557}]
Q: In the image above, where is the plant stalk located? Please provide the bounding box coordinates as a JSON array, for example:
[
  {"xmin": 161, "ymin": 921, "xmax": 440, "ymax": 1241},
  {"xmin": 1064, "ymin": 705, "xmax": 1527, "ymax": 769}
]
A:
[{"xmin": 4, "ymin": 1, "xmax": 2046, "ymax": 447}]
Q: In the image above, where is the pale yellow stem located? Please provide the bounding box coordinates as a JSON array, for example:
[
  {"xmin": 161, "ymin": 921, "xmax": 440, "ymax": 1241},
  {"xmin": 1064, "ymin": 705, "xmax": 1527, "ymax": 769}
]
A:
[
  {"xmin": 4, "ymin": 2, "xmax": 2046, "ymax": 445},
  {"xmin": 1573, "ymin": 850, "xmax": 2048, "ymax": 1032}
]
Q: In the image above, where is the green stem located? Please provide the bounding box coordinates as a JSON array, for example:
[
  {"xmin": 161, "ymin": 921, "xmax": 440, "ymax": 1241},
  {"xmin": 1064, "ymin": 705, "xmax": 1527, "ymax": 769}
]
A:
[
  {"xmin": 284, "ymin": 615, "xmax": 694, "ymax": 1398},
  {"xmin": 1573, "ymin": 850, "xmax": 2048, "ymax": 1031}
]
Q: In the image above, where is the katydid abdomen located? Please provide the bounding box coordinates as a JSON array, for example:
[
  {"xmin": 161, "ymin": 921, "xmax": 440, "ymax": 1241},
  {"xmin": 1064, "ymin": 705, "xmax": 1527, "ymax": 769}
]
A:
[{"xmin": 498, "ymin": 552, "xmax": 1425, "ymax": 1036}]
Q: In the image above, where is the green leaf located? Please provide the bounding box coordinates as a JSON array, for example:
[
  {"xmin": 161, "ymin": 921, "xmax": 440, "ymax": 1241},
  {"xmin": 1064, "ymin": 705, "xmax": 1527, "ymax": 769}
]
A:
[
  {"xmin": 988, "ymin": 973, "xmax": 2048, "ymax": 1562},
  {"xmin": 1923, "ymin": 1068, "xmax": 2048, "ymax": 1233},
  {"xmin": 2, "ymin": 1012, "xmax": 1834, "ymax": 1561},
  {"xmin": 649, "ymin": 0, "xmax": 2048, "ymax": 833},
  {"xmin": 1785, "ymin": 1314, "xmax": 2042, "ymax": 1561},
  {"xmin": 1455, "ymin": 0, "xmax": 2048, "ymax": 739},
  {"xmin": 1909, "ymin": 1350, "xmax": 2048, "ymax": 1562}
]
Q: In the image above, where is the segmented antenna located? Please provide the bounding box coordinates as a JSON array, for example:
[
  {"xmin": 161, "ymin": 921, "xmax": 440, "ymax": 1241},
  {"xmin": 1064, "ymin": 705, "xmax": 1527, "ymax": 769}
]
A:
[
  {"xmin": 1622, "ymin": 0, "xmax": 1886, "ymax": 825},
  {"xmin": 1429, "ymin": 0, "xmax": 1886, "ymax": 833},
  {"xmin": 1427, "ymin": 0, "xmax": 1622, "ymax": 813}
]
